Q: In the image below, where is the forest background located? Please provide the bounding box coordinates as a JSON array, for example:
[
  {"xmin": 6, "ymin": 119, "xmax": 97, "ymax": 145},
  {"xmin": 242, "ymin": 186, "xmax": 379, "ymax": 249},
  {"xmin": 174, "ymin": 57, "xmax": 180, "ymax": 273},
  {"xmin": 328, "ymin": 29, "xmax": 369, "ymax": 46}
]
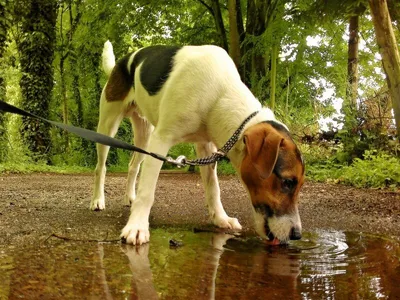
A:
[{"xmin": 0, "ymin": 0, "xmax": 399, "ymax": 189}]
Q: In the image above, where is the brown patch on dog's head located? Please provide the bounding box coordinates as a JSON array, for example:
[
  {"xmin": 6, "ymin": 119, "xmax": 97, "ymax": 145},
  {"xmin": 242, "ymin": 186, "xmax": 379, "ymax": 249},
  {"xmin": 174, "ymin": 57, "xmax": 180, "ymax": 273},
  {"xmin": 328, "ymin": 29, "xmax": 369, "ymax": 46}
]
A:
[
  {"xmin": 105, "ymin": 55, "xmax": 133, "ymax": 102},
  {"xmin": 240, "ymin": 122, "xmax": 305, "ymax": 243}
]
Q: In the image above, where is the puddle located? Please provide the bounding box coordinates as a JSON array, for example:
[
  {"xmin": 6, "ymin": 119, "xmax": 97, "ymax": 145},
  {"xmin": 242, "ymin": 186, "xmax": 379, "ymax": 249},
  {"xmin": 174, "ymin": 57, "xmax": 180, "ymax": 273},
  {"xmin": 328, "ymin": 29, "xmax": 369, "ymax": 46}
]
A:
[{"xmin": 0, "ymin": 229, "xmax": 399, "ymax": 299}]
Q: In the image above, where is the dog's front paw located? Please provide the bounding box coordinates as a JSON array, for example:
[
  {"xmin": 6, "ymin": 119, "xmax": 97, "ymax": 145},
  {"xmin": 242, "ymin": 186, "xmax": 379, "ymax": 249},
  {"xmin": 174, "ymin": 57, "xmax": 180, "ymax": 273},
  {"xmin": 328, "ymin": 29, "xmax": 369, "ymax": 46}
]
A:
[
  {"xmin": 90, "ymin": 197, "xmax": 105, "ymax": 211},
  {"xmin": 213, "ymin": 216, "xmax": 242, "ymax": 231},
  {"xmin": 121, "ymin": 221, "xmax": 150, "ymax": 245}
]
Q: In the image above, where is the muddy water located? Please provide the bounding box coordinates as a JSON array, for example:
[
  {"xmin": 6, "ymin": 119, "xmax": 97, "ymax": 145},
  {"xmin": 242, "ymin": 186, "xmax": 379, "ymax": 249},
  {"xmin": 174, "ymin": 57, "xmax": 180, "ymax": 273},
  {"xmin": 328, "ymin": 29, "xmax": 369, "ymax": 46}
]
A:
[{"xmin": 0, "ymin": 229, "xmax": 399, "ymax": 299}]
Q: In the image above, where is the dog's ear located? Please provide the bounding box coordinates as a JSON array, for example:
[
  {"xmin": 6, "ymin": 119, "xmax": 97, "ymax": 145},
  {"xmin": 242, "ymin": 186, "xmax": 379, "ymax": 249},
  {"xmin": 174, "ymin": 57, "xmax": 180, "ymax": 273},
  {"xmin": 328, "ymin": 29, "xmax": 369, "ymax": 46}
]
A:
[{"xmin": 244, "ymin": 127, "xmax": 283, "ymax": 179}]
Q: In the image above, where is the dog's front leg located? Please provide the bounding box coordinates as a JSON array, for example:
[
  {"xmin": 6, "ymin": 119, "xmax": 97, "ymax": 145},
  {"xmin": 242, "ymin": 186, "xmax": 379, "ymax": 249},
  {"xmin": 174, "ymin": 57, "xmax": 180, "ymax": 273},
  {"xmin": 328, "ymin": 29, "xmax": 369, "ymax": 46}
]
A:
[
  {"xmin": 196, "ymin": 142, "xmax": 242, "ymax": 231},
  {"xmin": 121, "ymin": 133, "xmax": 171, "ymax": 245}
]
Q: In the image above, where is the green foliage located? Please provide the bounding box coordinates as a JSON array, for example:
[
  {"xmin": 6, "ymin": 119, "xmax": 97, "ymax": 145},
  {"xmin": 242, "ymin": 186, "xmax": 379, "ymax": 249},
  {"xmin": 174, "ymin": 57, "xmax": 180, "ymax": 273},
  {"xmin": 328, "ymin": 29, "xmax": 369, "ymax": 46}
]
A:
[
  {"xmin": 162, "ymin": 143, "xmax": 196, "ymax": 170},
  {"xmin": 307, "ymin": 150, "xmax": 400, "ymax": 189},
  {"xmin": 16, "ymin": 0, "xmax": 58, "ymax": 159},
  {"xmin": 216, "ymin": 160, "xmax": 236, "ymax": 175},
  {"xmin": 341, "ymin": 151, "xmax": 400, "ymax": 188},
  {"xmin": 0, "ymin": 160, "xmax": 90, "ymax": 174},
  {"xmin": 0, "ymin": 0, "xmax": 397, "ymax": 193},
  {"xmin": 0, "ymin": 0, "xmax": 11, "ymax": 162}
]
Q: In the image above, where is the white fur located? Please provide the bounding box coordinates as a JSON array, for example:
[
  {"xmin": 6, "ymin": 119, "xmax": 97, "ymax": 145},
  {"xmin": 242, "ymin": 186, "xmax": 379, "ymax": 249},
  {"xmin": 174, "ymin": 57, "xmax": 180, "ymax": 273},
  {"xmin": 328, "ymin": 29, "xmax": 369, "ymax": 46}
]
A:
[
  {"xmin": 253, "ymin": 208, "xmax": 302, "ymax": 243},
  {"xmin": 92, "ymin": 43, "xmax": 280, "ymax": 245},
  {"xmin": 253, "ymin": 211, "xmax": 269, "ymax": 239},
  {"xmin": 102, "ymin": 40, "xmax": 116, "ymax": 77},
  {"xmin": 267, "ymin": 212, "xmax": 302, "ymax": 242}
]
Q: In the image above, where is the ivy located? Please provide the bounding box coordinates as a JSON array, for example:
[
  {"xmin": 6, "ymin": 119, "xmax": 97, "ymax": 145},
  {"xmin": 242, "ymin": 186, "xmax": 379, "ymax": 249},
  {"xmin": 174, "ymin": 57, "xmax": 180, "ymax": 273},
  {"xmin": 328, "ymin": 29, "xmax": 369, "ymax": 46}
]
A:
[{"xmin": 16, "ymin": 0, "xmax": 58, "ymax": 160}]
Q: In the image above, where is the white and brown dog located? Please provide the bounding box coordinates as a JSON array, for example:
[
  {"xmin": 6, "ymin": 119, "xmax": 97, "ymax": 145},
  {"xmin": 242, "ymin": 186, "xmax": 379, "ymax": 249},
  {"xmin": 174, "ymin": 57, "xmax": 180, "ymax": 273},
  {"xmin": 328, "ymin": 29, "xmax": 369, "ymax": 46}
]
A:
[{"xmin": 91, "ymin": 41, "xmax": 305, "ymax": 245}]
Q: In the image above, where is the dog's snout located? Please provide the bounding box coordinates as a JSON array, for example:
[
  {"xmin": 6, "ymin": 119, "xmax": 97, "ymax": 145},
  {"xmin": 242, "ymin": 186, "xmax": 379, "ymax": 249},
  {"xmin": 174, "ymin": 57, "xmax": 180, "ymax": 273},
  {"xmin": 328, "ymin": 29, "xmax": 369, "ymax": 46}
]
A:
[{"xmin": 289, "ymin": 227, "xmax": 302, "ymax": 240}]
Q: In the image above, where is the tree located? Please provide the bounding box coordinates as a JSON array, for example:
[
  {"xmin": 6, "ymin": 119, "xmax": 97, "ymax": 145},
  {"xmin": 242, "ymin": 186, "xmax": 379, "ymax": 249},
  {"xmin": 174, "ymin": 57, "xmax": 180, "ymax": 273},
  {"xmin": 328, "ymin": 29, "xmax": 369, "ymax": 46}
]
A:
[
  {"xmin": 16, "ymin": 0, "xmax": 58, "ymax": 159},
  {"xmin": 196, "ymin": 0, "xmax": 228, "ymax": 51},
  {"xmin": 57, "ymin": 0, "xmax": 82, "ymax": 126},
  {"xmin": 227, "ymin": 0, "xmax": 241, "ymax": 69},
  {"xmin": 369, "ymin": 0, "xmax": 400, "ymax": 139},
  {"xmin": 0, "ymin": 0, "xmax": 11, "ymax": 162},
  {"xmin": 347, "ymin": 4, "xmax": 366, "ymax": 108},
  {"xmin": 387, "ymin": 0, "xmax": 400, "ymax": 32}
]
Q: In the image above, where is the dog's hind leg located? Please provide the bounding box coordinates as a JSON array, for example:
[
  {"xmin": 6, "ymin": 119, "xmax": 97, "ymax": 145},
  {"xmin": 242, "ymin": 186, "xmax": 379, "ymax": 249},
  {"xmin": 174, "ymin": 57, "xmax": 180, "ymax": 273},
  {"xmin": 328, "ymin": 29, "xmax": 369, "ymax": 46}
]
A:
[
  {"xmin": 124, "ymin": 112, "xmax": 153, "ymax": 206},
  {"xmin": 91, "ymin": 98, "xmax": 124, "ymax": 211},
  {"xmin": 196, "ymin": 142, "xmax": 242, "ymax": 230}
]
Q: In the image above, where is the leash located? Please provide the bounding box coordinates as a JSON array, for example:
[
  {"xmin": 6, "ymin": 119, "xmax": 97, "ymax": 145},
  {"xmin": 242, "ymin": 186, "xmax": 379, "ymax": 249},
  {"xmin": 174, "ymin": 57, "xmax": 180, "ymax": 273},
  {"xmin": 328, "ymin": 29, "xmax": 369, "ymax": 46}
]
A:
[{"xmin": 0, "ymin": 100, "xmax": 258, "ymax": 167}]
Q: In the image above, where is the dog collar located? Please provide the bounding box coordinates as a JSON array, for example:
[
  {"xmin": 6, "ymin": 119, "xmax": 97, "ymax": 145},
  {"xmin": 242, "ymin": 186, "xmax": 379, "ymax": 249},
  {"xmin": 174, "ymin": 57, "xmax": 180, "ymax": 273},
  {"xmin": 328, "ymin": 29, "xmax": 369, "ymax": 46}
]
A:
[
  {"xmin": 170, "ymin": 111, "xmax": 259, "ymax": 167},
  {"xmin": 219, "ymin": 110, "xmax": 260, "ymax": 155}
]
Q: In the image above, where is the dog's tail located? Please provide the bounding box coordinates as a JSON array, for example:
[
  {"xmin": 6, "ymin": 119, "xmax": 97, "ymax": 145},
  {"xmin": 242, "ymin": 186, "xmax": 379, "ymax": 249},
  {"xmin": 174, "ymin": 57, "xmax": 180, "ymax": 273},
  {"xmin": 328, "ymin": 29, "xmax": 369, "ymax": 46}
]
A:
[{"xmin": 102, "ymin": 40, "xmax": 115, "ymax": 77}]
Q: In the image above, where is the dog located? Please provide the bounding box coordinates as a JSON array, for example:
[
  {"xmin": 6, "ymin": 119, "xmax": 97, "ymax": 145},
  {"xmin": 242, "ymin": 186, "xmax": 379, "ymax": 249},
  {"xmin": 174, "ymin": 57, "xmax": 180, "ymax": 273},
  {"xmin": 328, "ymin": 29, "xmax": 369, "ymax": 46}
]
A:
[{"xmin": 91, "ymin": 41, "xmax": 305, "ymax": 245}]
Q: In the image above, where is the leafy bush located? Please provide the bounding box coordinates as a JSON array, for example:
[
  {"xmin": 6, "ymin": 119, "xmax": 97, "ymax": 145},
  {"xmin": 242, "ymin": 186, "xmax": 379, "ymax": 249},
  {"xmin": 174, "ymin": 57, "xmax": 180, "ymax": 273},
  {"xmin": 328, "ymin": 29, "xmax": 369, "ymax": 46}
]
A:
[
  {"xmin": 162, "ymin": 143, "xmax": 196, "ymax": 170},
  {"xmin": 307, "ymin": 150, "xmax": 400, "ymax": 189},
  {"xmin": 217, "ymin": 160, "xmax": 236, "ymax": 175},
  {"xmin": 340, "ymin": 151, "xmax": 400, "ymax": 189}
]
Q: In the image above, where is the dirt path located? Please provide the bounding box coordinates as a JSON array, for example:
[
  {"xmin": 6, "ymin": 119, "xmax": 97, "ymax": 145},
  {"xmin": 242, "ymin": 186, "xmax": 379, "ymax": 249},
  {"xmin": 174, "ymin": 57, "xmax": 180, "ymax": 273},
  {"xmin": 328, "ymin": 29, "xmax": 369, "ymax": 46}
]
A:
[{"xmin": 0, "ymin": 173, "xmax": 399, "ymax": 246}]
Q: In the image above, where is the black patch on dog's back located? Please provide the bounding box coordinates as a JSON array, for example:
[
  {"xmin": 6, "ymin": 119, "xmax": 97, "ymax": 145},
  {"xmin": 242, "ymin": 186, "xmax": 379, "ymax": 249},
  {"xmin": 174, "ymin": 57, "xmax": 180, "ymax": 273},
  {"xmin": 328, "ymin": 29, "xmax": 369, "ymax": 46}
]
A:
[{"xmin": 132, "ymin": 46, "xmax": 181, "ymax": 96}]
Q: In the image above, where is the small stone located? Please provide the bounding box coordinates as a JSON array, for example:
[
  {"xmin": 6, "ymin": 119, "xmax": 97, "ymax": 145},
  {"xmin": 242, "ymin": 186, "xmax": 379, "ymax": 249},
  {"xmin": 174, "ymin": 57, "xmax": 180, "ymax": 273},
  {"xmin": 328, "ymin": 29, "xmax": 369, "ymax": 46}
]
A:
[{"xmin": 169, "ymin": 239, "xmax": 183, "ymax": 248}]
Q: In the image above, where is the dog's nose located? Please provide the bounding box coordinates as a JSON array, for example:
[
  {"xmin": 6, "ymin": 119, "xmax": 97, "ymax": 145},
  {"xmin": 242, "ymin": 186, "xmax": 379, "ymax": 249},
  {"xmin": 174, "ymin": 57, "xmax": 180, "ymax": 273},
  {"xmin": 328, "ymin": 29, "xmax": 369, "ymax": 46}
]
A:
[{"xmin": 289, "ymin": 227, "xmax": 302, "ymax": 240}]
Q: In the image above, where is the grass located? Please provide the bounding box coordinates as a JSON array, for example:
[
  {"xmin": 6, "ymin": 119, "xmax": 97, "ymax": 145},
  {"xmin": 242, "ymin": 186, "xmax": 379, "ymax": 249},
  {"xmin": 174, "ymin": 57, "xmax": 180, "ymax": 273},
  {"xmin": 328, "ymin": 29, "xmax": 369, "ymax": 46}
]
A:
[{"xmin": 0, "ymin": 162, "xmax": 92, "ymax": 174}]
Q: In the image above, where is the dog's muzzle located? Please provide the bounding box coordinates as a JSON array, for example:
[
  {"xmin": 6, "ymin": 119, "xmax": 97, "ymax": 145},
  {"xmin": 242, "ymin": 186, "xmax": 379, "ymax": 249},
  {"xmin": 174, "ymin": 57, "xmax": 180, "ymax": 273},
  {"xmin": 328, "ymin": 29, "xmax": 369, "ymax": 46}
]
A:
[
  {"xmin": 257, "ymin": 204, "xmax": 302, "ymax": 243},
  {"xmin": 289, "ymin": 227, "xmax": 302, "ymax": 240}
]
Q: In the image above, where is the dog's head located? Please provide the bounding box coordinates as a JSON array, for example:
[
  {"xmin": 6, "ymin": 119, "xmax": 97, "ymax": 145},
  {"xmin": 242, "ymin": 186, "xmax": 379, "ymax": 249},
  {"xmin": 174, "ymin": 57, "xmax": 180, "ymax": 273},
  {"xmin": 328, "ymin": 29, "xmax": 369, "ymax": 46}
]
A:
[{"xmin": 240, "ymin": 121, "xmax": 305, "ymax": 244}]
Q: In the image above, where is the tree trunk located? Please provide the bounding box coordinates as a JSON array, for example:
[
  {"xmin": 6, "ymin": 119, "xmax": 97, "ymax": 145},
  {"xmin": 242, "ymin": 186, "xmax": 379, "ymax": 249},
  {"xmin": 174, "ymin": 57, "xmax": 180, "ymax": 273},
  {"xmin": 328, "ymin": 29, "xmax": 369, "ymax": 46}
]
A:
[
  {"xmin": 0, "ymin": 0, "xmax": 10, "ymax": 162},
  {"xmin": 72, "ymin": 72, "xmax": 83, "ymax": 127},
  {"xmin": 347, "ymin": 15, "xmax": 360, "ymax": 108},
  {"xmin": 59, "ymin": 3, "xmax": 69, "ymax": 126},
  {"xmin": 210, "ymin": 0, "xmax": 228, "ymax": 51},
  {"xmin": 17, "ymin": 0, "xmax": 58, "ymax": 159},
  {"xmin": 269, "ymin": 44, "xmax": 278, "ymax": 111},
  {"xmin": 369, "ymin": 0, "xmax": 400, "ymax": 139},
  {"xmin": 60, "ymin": 57, "xmax": 69, "ymax": 126},
  {"xmin": 245, "ymin": 0, "xmax": 266, "ymax": 86},
  {"xmin": 236, "ymin": 0, "xmax": 245, "ymax": 44},
  {"xmin": 67, "ymin": 2, "xmax": 83, "ymax": 128},
  {"xmin": 228, "ymin": 0, "xmax": 241, "ymax": 69},
  {"xmin": 387, "ymin": 0, "xmax": 400, "ymax": 32}
]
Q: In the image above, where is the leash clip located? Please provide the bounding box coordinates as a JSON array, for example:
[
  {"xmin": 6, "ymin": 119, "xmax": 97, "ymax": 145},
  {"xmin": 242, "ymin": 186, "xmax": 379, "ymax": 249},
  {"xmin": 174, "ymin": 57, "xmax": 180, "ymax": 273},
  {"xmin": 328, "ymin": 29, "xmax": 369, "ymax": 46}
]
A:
[
  {"xmin": 214, "ymin": 150, "xmax": 226, "ymax": 157},
  {"xmin": 166, "ymin": 155, "xmax": 187, "ymax": 168}
]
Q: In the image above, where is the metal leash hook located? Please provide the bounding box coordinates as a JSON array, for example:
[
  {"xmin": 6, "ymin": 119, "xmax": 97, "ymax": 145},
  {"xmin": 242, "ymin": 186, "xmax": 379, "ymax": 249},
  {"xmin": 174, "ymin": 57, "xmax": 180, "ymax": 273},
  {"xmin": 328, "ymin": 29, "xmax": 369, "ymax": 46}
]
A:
[{"xmin": 166, "ymin": 155, "xmax": 187, "ymax": 168}]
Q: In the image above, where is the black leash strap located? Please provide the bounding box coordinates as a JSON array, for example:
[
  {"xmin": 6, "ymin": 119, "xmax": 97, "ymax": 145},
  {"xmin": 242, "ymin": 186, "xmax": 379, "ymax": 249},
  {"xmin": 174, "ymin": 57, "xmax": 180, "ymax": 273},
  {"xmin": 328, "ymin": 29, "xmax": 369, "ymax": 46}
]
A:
[
  {"xmin": 0, "ymin": 100, "xmax": 170, "ymax": 164},
  {"xmin": 0, "ymin": 100, "xmax": 259, "ymax": 167}
]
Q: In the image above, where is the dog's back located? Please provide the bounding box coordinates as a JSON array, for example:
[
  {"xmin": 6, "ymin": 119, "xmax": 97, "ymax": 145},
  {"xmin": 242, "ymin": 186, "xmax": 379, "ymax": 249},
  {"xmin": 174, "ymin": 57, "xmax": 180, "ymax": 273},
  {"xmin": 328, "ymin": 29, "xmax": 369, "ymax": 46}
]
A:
[{"xmin": 101, "ymin": 43, "xmax": 253, "ymax": 130}]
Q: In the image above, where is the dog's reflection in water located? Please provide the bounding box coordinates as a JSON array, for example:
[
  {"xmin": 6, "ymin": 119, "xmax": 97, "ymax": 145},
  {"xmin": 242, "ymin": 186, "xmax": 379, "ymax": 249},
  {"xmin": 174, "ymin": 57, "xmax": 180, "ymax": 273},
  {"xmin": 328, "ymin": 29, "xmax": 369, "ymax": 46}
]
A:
[
  {"xmin": 119, "ymin": 234, "xmax": 300, "ymax": 299},
  {"xmin": 121, "ymin": 243, "xmax": 158, "ymax": 299}
]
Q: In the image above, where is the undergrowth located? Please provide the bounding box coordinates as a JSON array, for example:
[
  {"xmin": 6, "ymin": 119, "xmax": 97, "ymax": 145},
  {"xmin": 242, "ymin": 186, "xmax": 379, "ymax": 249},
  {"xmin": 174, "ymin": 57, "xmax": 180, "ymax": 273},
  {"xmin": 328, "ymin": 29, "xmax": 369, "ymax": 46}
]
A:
[
  {"xmin": 0, "ymin": 161, "xmax": 91, "ymax": 174},
  {"xmin": 1, "ymin": 141, "xmax": 399, "ymax": 191},
  {"xmin": 306, "ymin": 150, "xmax": 400, "ymax": 189}
]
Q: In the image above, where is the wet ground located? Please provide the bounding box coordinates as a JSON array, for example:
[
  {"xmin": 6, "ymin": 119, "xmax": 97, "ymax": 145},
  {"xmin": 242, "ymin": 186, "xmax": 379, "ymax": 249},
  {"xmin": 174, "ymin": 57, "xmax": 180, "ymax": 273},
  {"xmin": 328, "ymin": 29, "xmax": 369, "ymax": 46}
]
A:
[
  {"xmin": 0, "ymin": 230, "xmax": 399, "ymax": 299},
  {"xmin": 0, "ymin": 173, "xmax": 399, "ymax": 299}
]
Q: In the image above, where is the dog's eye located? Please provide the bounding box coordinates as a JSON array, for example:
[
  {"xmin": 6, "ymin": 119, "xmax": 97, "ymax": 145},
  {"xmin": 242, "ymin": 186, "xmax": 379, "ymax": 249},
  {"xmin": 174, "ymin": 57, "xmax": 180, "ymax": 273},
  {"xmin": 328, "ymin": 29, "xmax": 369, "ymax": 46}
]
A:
[{"xmin": 282, "ymin": 178, "xmax": 297, "ymax": 191}]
